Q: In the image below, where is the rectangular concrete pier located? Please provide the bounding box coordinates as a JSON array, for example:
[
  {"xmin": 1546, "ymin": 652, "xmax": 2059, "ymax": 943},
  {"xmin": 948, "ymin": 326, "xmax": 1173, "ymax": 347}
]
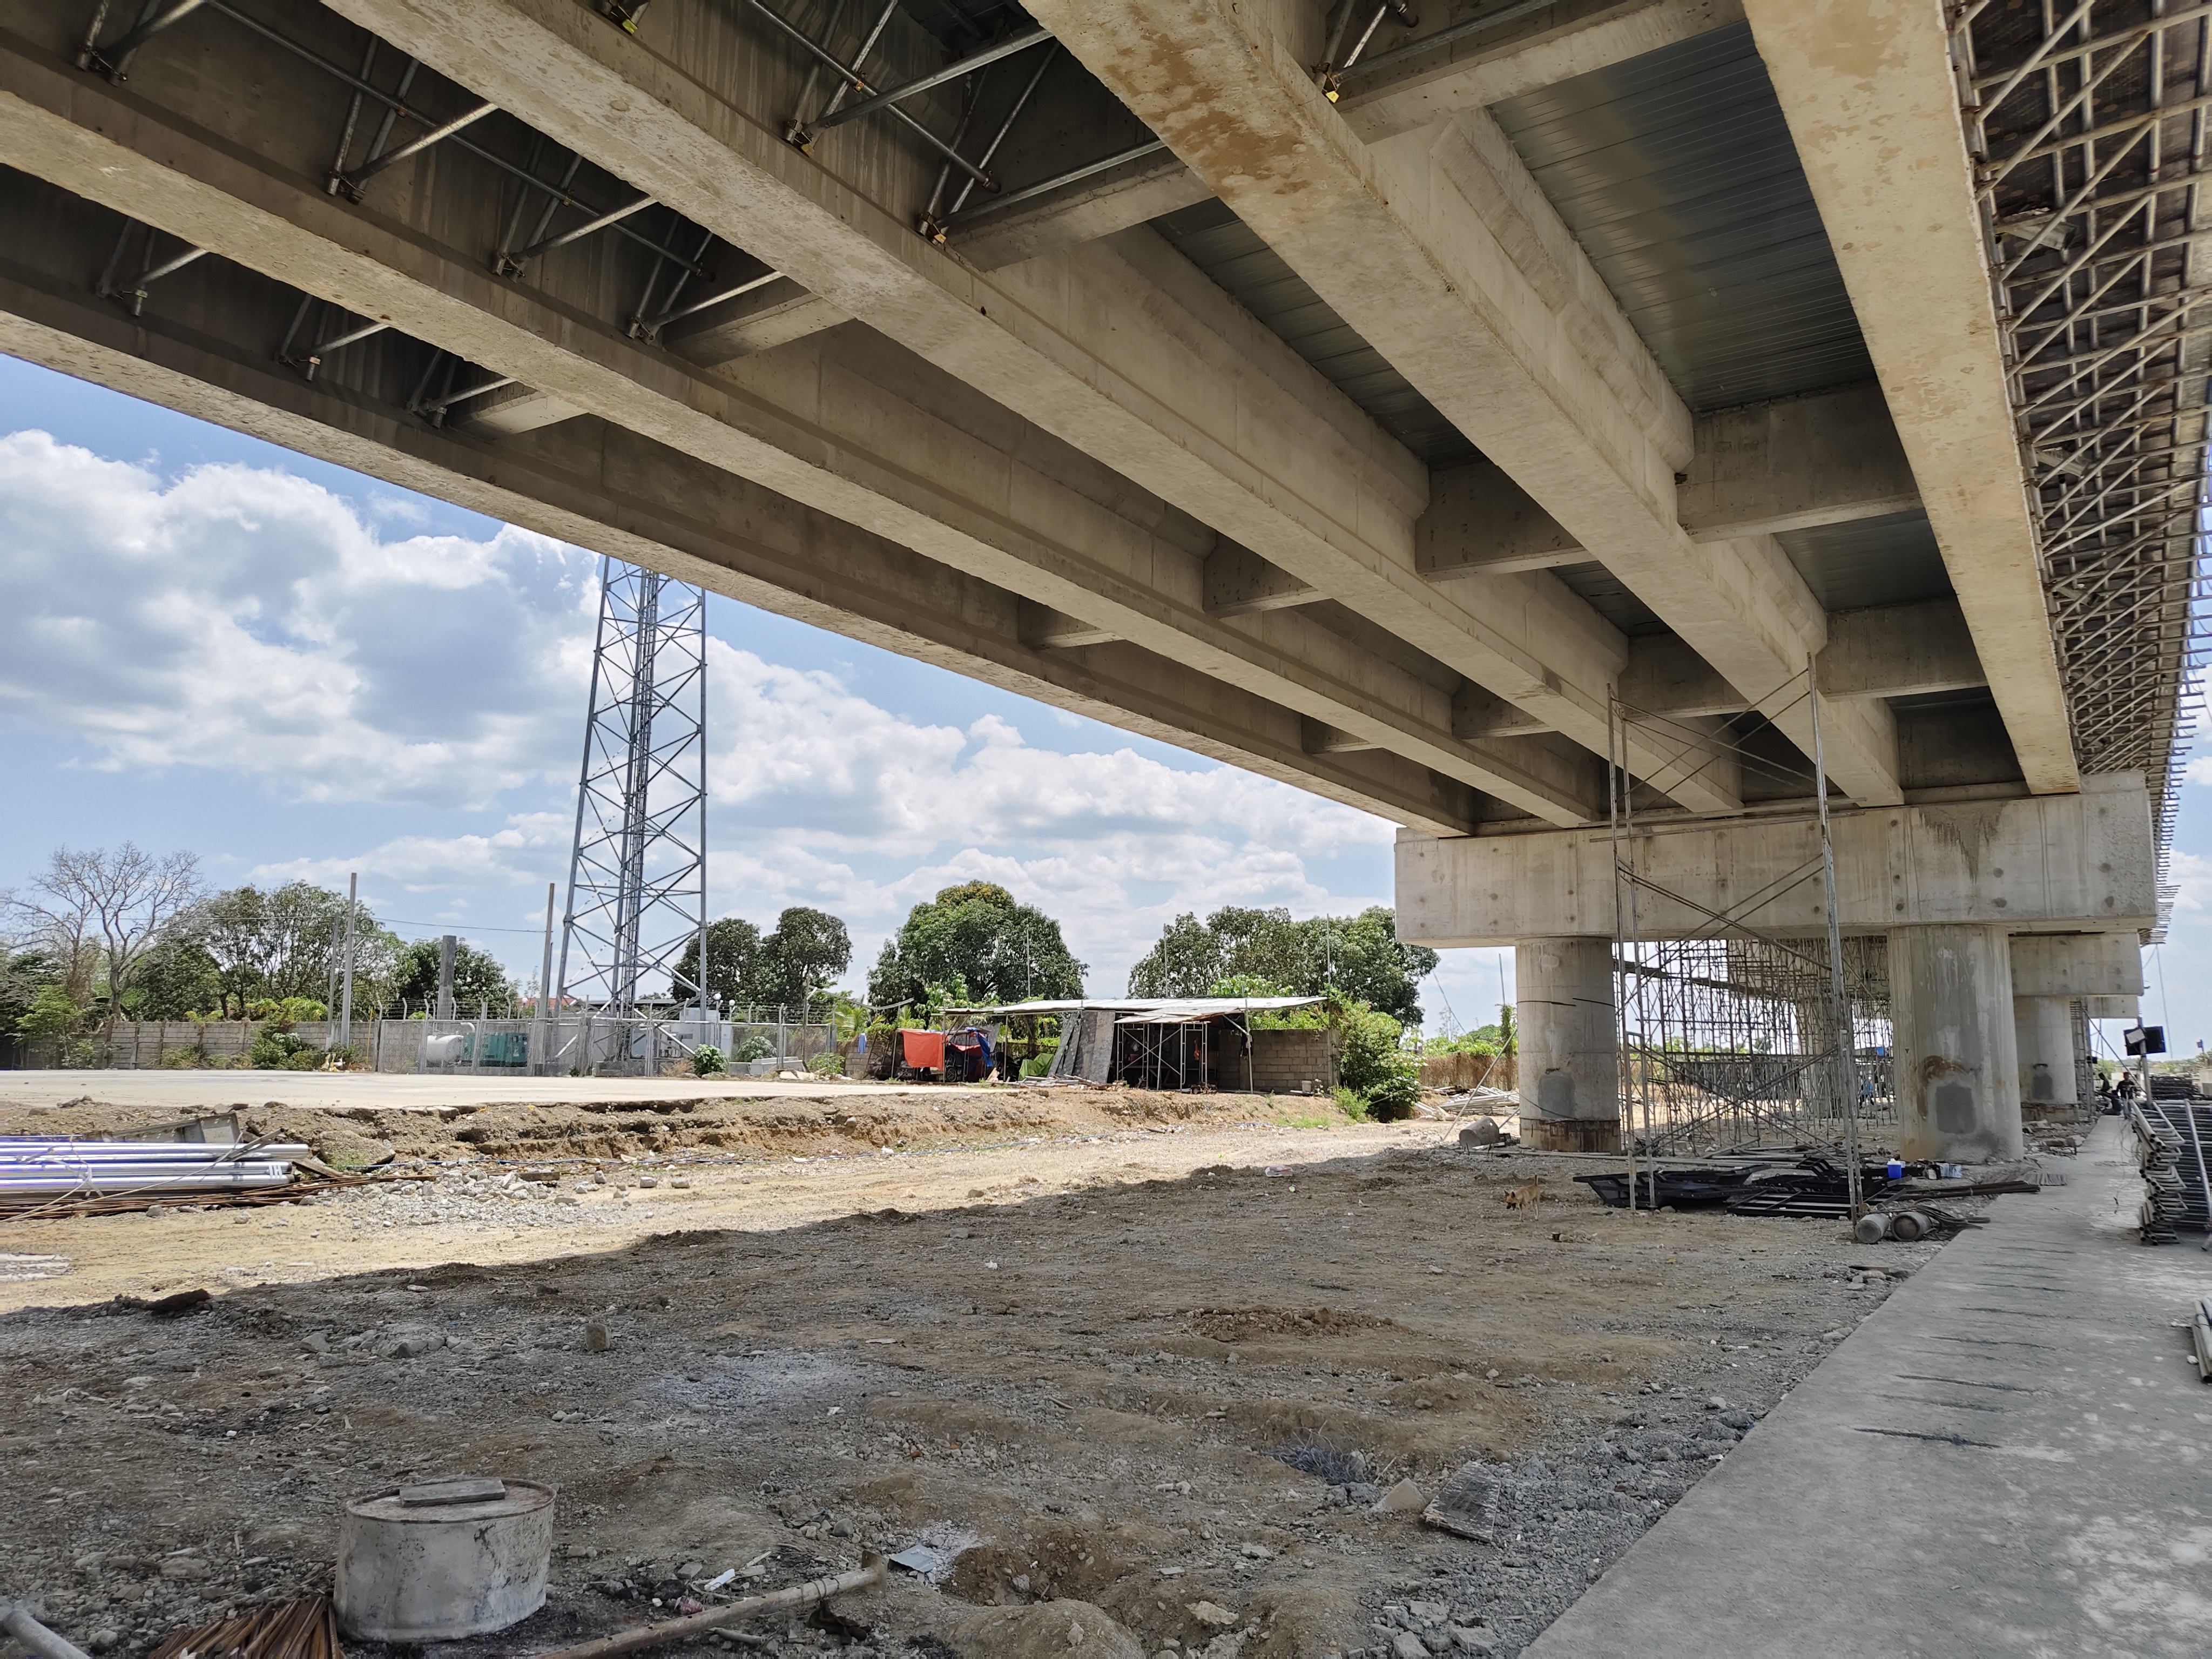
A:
[{"xmin": 1528, "ymin": 1117, "xmax": 2211, "ymax": 1658}]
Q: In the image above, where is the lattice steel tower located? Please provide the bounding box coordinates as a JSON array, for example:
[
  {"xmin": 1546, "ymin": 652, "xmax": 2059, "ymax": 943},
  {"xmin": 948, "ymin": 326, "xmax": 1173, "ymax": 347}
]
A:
[{"xmin": 556, "ymin": 558, "xmax": 708, "ymax": 1015}]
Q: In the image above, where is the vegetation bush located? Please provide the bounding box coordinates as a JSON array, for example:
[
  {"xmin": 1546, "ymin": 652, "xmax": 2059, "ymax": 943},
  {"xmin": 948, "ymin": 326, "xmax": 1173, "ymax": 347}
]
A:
[
  {"xmin": 806, "ymin": 1051, "xmax": 845, "ymax": 1077},
  {"xmin": 247, "ymin": 1025, "xmax": 319, "ymax": 1069},
  {"xmin": 733, "ymin": 1034, "xmax": 774, "ymax": 1063},
  {"xmin": 1331, "ymin": 1084, "xmax": 1371, "ymax": 1122},
  {"xmin": 245, "ymin": 996, "xmax": 326, "ymax": 1026},
  {"xmin": 691, "ymin": 1044, "xmax": 726, "ymax": 1077},
  {"xmin": 1361, "ymin": 1070, "xmax": 1424, "ymax": 1121},
  {"xmin": 1336, "ymin": 1001, "xmax": 1420, "ymax": 1121},
  {"xmin": 16, "ymin": 985, "xmax": 90, "ymax": 1046}
]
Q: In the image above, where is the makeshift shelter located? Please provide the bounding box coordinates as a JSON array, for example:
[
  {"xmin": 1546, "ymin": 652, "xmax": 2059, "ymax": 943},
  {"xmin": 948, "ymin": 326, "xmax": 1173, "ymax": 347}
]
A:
[{"xmin": 951, "ymin": 997, "xmax": 1332, "ymax": 1092}]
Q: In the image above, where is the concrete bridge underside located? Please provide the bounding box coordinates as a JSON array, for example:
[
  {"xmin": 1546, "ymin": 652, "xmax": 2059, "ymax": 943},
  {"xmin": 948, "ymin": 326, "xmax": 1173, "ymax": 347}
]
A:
[{"xmin": 0, "ymin": 0, "xmax": 2193, "ymax": 1158}]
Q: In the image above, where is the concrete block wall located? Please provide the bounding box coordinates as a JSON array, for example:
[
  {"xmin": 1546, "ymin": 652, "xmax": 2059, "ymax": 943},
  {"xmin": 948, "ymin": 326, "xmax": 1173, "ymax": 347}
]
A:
[{"xmin": 1248, "ymin": 1028, "xmax": 1336, "ymax": 1094}]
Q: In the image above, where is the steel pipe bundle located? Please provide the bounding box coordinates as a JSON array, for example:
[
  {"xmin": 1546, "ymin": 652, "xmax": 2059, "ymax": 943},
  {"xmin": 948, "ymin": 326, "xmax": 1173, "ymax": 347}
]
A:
[{"xmin": 0, "ymin": 1138, "xmax": 310, "ymax": 1201}]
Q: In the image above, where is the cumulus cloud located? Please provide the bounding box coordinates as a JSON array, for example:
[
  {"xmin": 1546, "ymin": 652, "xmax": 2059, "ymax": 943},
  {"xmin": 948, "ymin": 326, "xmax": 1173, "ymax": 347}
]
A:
[
  {"xmin": 0, "ymin": 430, "xmax": 591, "ymax": 806},
  {"xmin": 2, "ymin": 428, "xmax": 1405, "ymax": 997},
  {"xmin": 700, "ymin": 648, "xmax": 1390, "ymax": 979}
]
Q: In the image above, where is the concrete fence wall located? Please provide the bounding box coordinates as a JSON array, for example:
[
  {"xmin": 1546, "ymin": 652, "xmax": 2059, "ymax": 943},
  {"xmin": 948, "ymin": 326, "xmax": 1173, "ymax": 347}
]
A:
[{"xmin": 8, "ymin": 1017, "xmax": 838, "ymax": 1076}]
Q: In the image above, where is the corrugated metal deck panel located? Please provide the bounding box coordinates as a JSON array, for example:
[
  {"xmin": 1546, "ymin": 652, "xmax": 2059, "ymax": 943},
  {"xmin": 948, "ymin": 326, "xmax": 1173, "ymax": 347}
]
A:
[
  {"xmin": 1776, "ymin": 511, "xmax": 1952, "ymax": 613},
  {"xmin": 1553, "ymin": 561, "xmax": 1667, "ymax": 636},
  {"xmin": 1490, "ymin": 20, "xmax": 1873, "ymax": 413}
]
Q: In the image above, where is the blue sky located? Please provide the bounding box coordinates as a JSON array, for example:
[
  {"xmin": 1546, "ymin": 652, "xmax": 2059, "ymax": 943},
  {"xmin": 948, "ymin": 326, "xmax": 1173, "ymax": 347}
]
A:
[
  {"xmin": 3, "ymin": 349, "xmax": 2202, "ymax": 1055},
  {"xmin": 0, "ymin": 354, "xmax": 1519, "ymax": 1030}
]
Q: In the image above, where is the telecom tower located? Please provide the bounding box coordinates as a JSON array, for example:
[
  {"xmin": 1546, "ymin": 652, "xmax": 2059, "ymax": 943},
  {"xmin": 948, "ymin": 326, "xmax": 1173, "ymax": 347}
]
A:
[{"xmin": 556, "ymin": 557, "xmax": 708, "ymax": 1018}]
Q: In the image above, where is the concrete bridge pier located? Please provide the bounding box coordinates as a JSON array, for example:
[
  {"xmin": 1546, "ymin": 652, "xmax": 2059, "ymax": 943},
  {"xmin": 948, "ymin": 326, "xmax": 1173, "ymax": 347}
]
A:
[
  {"xmin": 2012, "ymin": 994, "xmax": 2077, "ymax": 1119},
  {"xmin": 1515, "ymin": 938, "xmax": 1621, "ymax": 1152},
  {"xmin": 1889, "ymin": 923, "xmax": 2022, "ymax": 1164},
  {"xmin": 1397, "ymin": 781, "xmax": 2156, "ymax": 1165}
]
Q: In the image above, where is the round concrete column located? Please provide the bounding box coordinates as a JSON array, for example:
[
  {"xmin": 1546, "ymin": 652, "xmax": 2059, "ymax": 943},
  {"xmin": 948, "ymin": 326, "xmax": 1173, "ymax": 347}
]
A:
[
  {"xmin": 1516, "ymin": 938, "xmax": 1620, "ymax": 1152},
  {"xmin": 2013, "ymin": 995, "xmax": 2076, "ymax": 1121},
  {"xmin": 1887, "ymin": 924, "xmax": 2022, "ymax": 1163},
  {"xmin": 1792, "ymin": 996, "xmax": 1853, "ymax": 1120}
]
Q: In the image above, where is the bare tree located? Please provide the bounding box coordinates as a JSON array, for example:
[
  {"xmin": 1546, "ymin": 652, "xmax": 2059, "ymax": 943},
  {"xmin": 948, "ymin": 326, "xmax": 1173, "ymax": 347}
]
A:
[{"xmin": 9, "ymin": 845, "xmax": 203, "ymax": 1024}]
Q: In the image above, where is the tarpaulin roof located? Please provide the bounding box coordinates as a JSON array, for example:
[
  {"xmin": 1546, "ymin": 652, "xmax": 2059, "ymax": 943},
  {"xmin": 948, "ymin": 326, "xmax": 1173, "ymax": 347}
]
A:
[{"xmin": 948, "ymin": 996, "xmax": 1325, "ymax": 1020}]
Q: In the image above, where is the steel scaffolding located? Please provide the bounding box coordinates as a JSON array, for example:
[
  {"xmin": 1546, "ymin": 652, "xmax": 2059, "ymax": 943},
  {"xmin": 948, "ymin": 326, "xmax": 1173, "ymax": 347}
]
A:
[
  {"xmin": 556, "ymin": 557, "xmax": 709, "ymax": 1023},
  {"xmin": 1950, "ymin": 2, "xmax": 2212, "ymax": 935},
  {"xmin": 1608, "ymin": 674, "xmax": 1891, "ymax": 1199}
]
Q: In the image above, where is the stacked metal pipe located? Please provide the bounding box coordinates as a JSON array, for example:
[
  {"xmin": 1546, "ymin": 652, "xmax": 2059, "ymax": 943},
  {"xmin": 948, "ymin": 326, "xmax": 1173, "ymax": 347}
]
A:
[
  {"xmin": 2127, "ymin": 1102, "xmax": 2212, "ymax": 1242},
  {"xmin": 0, "ymin": 1138, "xmax": 312, "ymax": 1201}
]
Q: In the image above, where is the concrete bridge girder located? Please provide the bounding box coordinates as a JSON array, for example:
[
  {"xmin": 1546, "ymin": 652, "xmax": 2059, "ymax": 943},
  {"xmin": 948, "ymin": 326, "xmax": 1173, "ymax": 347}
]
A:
[
  {"xmin": 293, "ymin": 0, "xmax": 1780, "ymax": 815},
  {"xmin": 1739, "ymin": 0, "xmax": 2079, "ymax": 799},
  {"xmin": 0, "ymin": 0, "xmax": 1770, "ymax": 820},
  {"xmin": 1022, "ymin": 0, "xmax": 1908, "ymax": 808},
  {"xmin": 2, "ymin": 0, "xmax": 2013, "ymax": 826}
]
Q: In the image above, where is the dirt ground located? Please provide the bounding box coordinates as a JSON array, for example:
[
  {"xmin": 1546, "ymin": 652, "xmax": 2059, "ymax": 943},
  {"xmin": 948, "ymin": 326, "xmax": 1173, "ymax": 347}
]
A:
[{"xmin": 0, "ymin": 1082, "xmax": 1949, "ymax": 1659}]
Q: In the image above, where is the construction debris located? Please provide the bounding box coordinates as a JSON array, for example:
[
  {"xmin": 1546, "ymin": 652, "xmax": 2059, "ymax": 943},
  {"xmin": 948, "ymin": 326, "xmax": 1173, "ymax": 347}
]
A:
[
  {"xmin": 147, "ymin": 1597, "xmax": 342, "ymax": 1659},
  {"xmin": 4, "ymin": 1599, "xmax": 94, "ymax": 1659},
  {"xmin": 1575, "ymin": 1156, "xmax": 1899, "ymax": 1219},
  {"xmin": 527, "ymin": 1559, "xmax": 887, "ymax": 1659},
  {"xmin": 2193, "ymin": 1296, "xmax": 2212, "ymax": 1381}
]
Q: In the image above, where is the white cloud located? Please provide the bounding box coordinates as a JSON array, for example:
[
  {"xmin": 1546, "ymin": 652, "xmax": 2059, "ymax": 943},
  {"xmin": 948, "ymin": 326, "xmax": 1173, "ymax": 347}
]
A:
[
  {"xmin": 248, "ymin": 815, "xmax": 569, "ymax": 898},
  {"xmin": 698, "ymin": 649, "xmax": 1392, "ymax": 983},
  {"xmin": 3, "ymin": 429, "xmax": 1414, "ymax": 1001},
  {"xmin": 0, "ymin": 430, "xmax": 590, "ymax": 807}
]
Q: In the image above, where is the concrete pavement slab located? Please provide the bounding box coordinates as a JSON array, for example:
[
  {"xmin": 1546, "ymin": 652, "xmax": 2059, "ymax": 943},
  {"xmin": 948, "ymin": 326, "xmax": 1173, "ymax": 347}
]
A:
[{"xmin": 1527, "ymin": 1116, "xmax": 2211, "ymax": 1657}]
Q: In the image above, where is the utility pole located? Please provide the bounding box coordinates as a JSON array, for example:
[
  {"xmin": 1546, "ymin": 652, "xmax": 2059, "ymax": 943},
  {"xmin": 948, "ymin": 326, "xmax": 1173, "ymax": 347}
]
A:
[
  {"xmin": 534, "ymin": 881, "xmax": 556, "ymax": 1076},
  {"xmin": 339, "ymin": 871, "xmax": 358, "ymax": 1060},
  {"xmin": 436, "ymin": 934, "xmax": 457, "ymax": 1022}
]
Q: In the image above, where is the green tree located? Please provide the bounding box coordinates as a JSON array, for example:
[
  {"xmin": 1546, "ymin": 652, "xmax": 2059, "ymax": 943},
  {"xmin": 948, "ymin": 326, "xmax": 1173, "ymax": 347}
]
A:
[
  {"xmin": 867, "ymin": 882, "xmax": 1083, "ymax": 1011},
  {"xmin": 171, "ymin": 884, "xmax": 397, "ymax": 1017},
  {"xmin": 17, "ymin": 983, "xmax": 91, "ymax": 1046},
  {"xmin": 1316, "ymin": 906, "xmax": 1437, "ymax": 1025},
  {"xmin": 0, "ymin": 948, "xmax": 66, "ymax": 1040},
  {"xmin": 391, "ymin": 939, "xmax": 515, "ymax": 1014},
  {"xmin": 194, "ymin": 885, "xmax": 272, "ymax": 1016},
  {"xmin": 130, "ymin": 935, "xmax": 223, "ymax": 1019},
  {"xmin": 672, "ymin": 906, "xmax": 854, "ymax": 1013},
  {"xmin": 760, "ymin": 906, "xmax": 852, "ymax": 1008},
  {"xmin": 1127, "ymin": 904, "xmax": 1436, "ymax": 1022},
  {"xmin": 1127, "ymin": 912, "xmax": 1224, "ymax": 997},
  {"xmin": 673, "ymin": 916, "xmax": 766, "ymax": 1012}
]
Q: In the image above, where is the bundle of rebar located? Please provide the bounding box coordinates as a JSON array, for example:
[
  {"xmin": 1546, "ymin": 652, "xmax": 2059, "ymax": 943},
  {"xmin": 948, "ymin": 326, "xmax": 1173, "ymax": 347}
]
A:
[
  {"xmin": 2127, "ymin": 1102, "xmax": 2212, "ymax": 1243},
  {"xmin": 149, "ymin": 1594, "xmax": 341, "ymax": 1659}
]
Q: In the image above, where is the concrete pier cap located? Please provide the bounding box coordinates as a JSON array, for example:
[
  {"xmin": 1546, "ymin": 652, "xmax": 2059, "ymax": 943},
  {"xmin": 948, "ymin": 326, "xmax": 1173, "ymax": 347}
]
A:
[{"xmin": 1395, "ymin": 774, "xmax": 2155, "ymax": 1163}]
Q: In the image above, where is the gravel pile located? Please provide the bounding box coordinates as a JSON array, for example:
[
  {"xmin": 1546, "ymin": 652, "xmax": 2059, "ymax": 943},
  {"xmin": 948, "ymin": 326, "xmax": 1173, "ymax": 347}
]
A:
[
  {"xmin": 314, "ymin": 1167, "xmax": 672, "ymax": 1231},
  {"xmin": 1343, "ymin": 1398, "xmax": 1760, "ymax": 1658}
]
